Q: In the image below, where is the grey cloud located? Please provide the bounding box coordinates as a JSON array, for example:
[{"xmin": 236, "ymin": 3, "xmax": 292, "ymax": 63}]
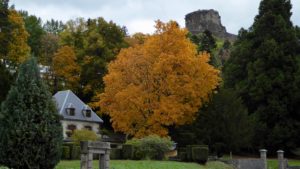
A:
[{"xmin": 10, "ymin": 0, "xmax": 300, "ymax": 34}]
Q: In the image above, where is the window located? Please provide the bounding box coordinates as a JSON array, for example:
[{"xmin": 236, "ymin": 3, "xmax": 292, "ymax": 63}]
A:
[
  {"xmin": 66, "ymin": 124, "xmax": 77, "ymax": 138},
  {"xmin": 84, "ymin": 126, "xmax": 92, "ymax": 131},
  {"xmin": 67, "ymin": 124, "xmax": 77, "ymax": 131},
  {"xmin": 66, "ymin": 103, "xmax": 75, "ymax": 116},
  {"xmin": 82, "ymin": 105, "xmax": 92, "ymax": 117}
]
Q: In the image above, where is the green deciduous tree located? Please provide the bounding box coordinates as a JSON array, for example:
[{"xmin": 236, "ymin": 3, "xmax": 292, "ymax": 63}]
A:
[
  {"xmin": 60, "ymin": 17, "xmax": 128, "ymax": 102},
  {"xmin": 43, "ymin": 19, "xmax": 64, "ymax": 35},
  {"xmin": 20, "ymin": 10, "xmax": 45, "ymax": 57},
  {"xmin": 224, "ymin": 0, "xmax": 300, "ymax": 151},
  {"xmin": 0, "ymin": 58, "xmax": 63, "ymax": 169}
]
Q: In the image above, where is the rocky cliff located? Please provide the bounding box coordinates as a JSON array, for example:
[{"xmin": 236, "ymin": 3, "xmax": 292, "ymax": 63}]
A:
[{"xmin": 185, "ymin": 9, "xmax": 236, "ymax": 41}]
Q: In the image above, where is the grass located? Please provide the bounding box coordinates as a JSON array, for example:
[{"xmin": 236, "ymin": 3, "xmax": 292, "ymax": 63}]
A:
[
  {"xmin": 55, "ymin": 160, "xmax": 233, "ymax": 169},
  {"xmin": 219, "ymin": 154, "xmax": 300, "ymax": 169},
  {"xmin": 267, "ymin": 158, "xmax": 300, "ymax": 169}
]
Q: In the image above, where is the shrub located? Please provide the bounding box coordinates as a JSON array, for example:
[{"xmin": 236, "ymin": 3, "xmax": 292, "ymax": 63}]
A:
[
  {"xmin": 192, "ymin": 147, "xmax": 209, "ymax": 164},
  {"xmin": 178, "ymin": 152, "xmax": 187, "ymax": 161},
  {"xmin": 71, "ymin": 129, "xmax": 98, "ymax": 145},
  {"xmin": 122, "ymin": 144, "xmax": 134, "ymax": 159},
  {"xmin": 62, "ymin": 146, "xmax": 70, "ymax": 160},
  {"xmin": 71, "ymin": 146, "xmax": 81, "ymax": 160},
  {"xmin": 110, "ymin": 148, "xmax": 122, "ymax": 159},
  {"xmin": 186, "ymin": 145, "xmax": 208, "ymax": 161},
  {"xmin": 126, "ymin": 135, "xmax": 173, "ymax": 160}
]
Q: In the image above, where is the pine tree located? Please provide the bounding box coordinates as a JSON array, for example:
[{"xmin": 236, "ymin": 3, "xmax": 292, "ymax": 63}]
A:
[
  {"xmin": 224, "ymin": 0, "xmax": 299, "ymax": 151},
  {"xmin": 0, "ymin": 58, "xmax": 63, "ymax": 169}
]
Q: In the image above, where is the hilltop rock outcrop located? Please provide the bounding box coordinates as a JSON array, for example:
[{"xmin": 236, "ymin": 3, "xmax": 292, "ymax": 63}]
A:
[{"xmin": 185, "ymin": 9, "xmax": 237, "ymax": 41}]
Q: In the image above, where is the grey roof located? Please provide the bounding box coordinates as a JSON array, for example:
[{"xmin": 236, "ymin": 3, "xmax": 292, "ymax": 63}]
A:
[{"xmin": 53, "ymin": 90, "xmax": 103, "ymax": 123}]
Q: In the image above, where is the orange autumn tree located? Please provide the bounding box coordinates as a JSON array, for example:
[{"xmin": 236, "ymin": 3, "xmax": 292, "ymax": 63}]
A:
[
  {"xmin": 94, "ymin": 21, "xmax": 220, "ymax": 138},
  {"xmin": 53, "ymin": 46, "xmax": 80, "ymax": 92}
]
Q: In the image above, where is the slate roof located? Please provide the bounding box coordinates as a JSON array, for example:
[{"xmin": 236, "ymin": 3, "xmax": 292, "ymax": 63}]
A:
[{"xmin": 53, "ymin": 90, "xmax": 103, "ymax": 123}]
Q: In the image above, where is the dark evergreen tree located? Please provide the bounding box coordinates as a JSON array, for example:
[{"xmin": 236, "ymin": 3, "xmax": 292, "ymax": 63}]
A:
[
  {"xmin": 170, "ymin": 88, "xmax": 254, "ymax": 155},
  {"xmin": 199, "ymin": 30, "xmax": 217, "ymax": 53},
  {"xmin": 224, "ymin": 0, "xmax": 299, "ymax": 152},
  {"xmin": 0, "ymin": 58, "xmax": 63, "ymax": 169},
  {"xmin": 196, "ymin": 89, "xmax": 254, "ymax": 155},
  {"xmin": 0, "ymin": 0, "xmax": 10, "ymax": 60},
  {"xmin": 0, "ymin": 62, "xmax": 12, "ymax": 103}
]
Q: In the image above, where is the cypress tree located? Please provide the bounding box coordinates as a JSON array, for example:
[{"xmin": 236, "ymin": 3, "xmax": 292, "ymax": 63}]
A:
[
  {"xmin": 0, "ymin": 58, "xmax": 62, "ymax": 169},
  {"xmin": 224, "ymin": 0, "xmax": 299, "ymax": 151}
]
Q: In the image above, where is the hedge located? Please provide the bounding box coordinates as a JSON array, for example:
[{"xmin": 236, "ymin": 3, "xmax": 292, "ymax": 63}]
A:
[
  {"xmin": 122, "ymin": 144, "xmax": 134, "ymax": 159},
  {"xmin": 192, "ymin": 147, "xmax": 209, "ymax": 164},
  {"xmin": 186, "ymin": 145, "xmax": 208, "ymax": 162},
  {"xmin": 110, "ymin": 148, "xmax": 122, "ymax": 159},
  {"xmin": 61, "ymin": 142, "xmax": 81, "ymax": 160},
  {"xmin": 62, "ymin": 146, "xmax": 70, "ymax": 160}
]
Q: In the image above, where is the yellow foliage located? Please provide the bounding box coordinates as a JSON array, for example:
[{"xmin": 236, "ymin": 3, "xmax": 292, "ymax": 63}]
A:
[
  {"xmin": 7, "ymin": 9, "xmax": 30, "ymax": 66},
  {"xmin": 71, "ymin": 129, "xmax": 98, "ymax": 145},
  {"xmin": 94, "ymin": 21, "xmax": 220, "ymax": 138},
  {"xmin": 53, "ymin": 46, "xmax": 80, "ymax": 90}
]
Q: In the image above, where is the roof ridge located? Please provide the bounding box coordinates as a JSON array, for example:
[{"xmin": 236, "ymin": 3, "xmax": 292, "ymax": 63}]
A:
[{"xmin": 59, "ymin": 90, "xmax": 70, "ymax": 114}]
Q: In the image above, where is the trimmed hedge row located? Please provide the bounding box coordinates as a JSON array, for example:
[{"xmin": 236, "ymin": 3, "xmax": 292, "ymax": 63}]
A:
[
  {"xmin": 178, "ymin": 145, "xmax": 209, "ymax": 164},
  {"xmin": 61, "ymin": 143, "xmax": 81, "ymax": 160}
]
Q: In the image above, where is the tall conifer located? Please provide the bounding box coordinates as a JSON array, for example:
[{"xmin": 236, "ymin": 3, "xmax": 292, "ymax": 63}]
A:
[
  {"xmin": 224, "ymin": 0, "xmax": 299, "ymax": 151},
  {"xmin": 0, "ymin": 58, "xmax": 62, "ymax": 169}
]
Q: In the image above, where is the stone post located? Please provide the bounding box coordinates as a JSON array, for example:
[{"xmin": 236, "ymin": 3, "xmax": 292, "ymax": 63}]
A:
[
  {"xmin": 260, "ymin": 149, "xmax": 267, "ymax": 169},
  {"xmin": 104, "ymin": 150, "xmax": 110, "ymax": 169},
  {"xmin": 277, "ymin": 150, "xmax": 285, "ymax": 169},
  {"xmin": 80, "ymin": 154, "xmax": 88, "ymax": 169}
]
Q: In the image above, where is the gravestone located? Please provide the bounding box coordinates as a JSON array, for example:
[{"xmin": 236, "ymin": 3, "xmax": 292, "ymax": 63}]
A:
[{"xmin": 80, "ymin": 141, "xmax": 111, "ymax": 169}]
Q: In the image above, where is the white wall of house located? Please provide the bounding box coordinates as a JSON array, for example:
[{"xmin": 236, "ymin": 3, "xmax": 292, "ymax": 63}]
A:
[{"xmin": 61, "ymin": 120, "xmax": 101, "ymax": 139}]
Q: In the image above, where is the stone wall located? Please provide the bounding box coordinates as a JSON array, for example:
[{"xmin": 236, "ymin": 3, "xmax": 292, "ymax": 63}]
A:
[{"xmin": 229, "ymin": 159, "xmax": 265, "ymax": 169}]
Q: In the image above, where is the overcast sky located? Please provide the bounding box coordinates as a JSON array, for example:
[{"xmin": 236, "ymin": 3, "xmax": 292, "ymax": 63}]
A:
[{"xmin": 10, "ymin": 0, "xmax": 300, "ymax": 35}]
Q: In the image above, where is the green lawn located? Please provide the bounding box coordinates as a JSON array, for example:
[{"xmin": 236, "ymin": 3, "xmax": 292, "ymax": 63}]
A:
[
  {"xmin": 54, "ymin": 160, "xmax": 233, "ymax": 169},
  {"xmin": 268, "ymin": 158, "xmax": 300, "ymax": 169}
]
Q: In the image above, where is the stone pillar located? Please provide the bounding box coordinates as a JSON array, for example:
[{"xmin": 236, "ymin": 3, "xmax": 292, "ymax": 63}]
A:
[
  {"xmin": 104, "ymin": 150, "xmax": 110, "ymax": 169},
  {"xmin": 80, "ymin": 154, "xmax": 88, "ymax": 169},
  {"xmin": 87, "ymin": 153, "xmax": 93, "ymax": 169},
  {"xmin": 277, "ymin": 150, "xmax": 285, "ymax": 169},
  {"xmin": 260, "ymin": 149, "xmax": 267, "ymax": 169}
]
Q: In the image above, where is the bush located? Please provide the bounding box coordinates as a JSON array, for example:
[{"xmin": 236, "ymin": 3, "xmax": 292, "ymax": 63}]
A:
[
  {"xmin": 110, "ymin": 148, "xmax": 122, "ymax": 159},
  {"xmin": 122, "ymin": 144, "xmax": 134, "ymax": 159},
  {"xmin": 186, "ymin": 145, "xmax": 208, "ymax": 161},
  {"xmin": 62, "ymin": 146, "xmax": 70, "ymax": 160},
  {"xmin": 192, "ymin": 147, "xmax": 209, "ymax": 164},
  {"xmin": 71, "ymin": 146, "xmax": 81, "ymax": 160},
  {"xmin": 126, "ymin": 135, "xmax": 173, "ymax": 160},
  {"xmin": 71, "ymin": 129, "xmax": 98, "ymax": 145},
  {"xmin": 178, "ymin": 152, "xmax": 187, "ymax": 161}
]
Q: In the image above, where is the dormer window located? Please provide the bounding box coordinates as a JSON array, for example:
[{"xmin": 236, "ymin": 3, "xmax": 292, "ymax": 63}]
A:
[
  {"xmin": 66, "ymin": 103, "xmax": 75, "ymax": 116},
  {"xmin": 82, "ymin": 105, "xmax": 92, "ymax": 118}
]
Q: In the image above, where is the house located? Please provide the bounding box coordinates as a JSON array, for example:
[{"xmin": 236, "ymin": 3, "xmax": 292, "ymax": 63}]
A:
[{"xmin": 53, "ymin": 90, "xmax": 103, "ymax": 140}]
